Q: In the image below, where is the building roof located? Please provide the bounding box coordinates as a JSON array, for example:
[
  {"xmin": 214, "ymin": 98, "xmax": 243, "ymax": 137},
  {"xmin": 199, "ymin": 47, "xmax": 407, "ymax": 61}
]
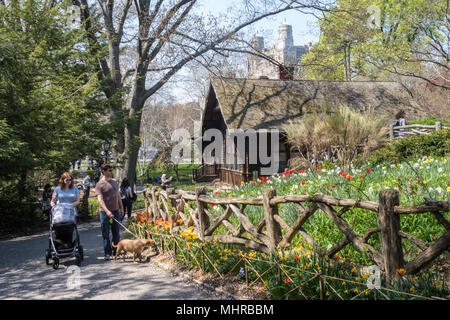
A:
[{"xmin": 210, "ymin": 78, "xmax": 426, "ymax": 130}]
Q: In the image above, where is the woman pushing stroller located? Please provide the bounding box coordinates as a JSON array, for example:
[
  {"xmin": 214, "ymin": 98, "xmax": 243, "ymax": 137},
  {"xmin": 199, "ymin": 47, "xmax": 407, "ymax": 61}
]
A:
[
  {"xmin": 51, "ymin": 172, "xmax": 80, "ymax": 206},
  {"xmin": 46, "ymin": 172, "xmax": 83, "ymax": 269}
]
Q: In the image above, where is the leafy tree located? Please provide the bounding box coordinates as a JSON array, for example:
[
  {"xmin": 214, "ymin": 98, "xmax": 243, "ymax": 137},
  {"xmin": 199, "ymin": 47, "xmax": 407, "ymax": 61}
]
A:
[
  {"xmin": 0, "ymin": 0, "xmax": 108, "ymax": 231},
  {"xmin": 70, "ymin": 0, "xmax": 332, "ymax": 187},
  {"xmin": 299, "ymin": 0, "xmax": 449, "ymax": 90}
]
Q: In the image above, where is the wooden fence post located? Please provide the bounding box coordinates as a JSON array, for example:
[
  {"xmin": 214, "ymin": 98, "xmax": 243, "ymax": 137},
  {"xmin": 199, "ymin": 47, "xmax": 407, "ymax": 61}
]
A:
[
  {"xmin": 435, "ymin": 121, "xmax": 442, "ymax": 132},
  {"xmin": 195, "ymin": 187, "xmax": 209, "ymax": 241},
  {"xmin": 263, "ymin": 188, "xmax": 282, "ymax": 252},
  {"xmin": 379, "ymin": 189, "xmax": 404, "ymax": 284},
  {"xmin": 143, "ymin": 188, "xmax": 151, "ymax": 215},
  {"xmin": 151, "ymin": 186, "xmax": 159, "ymax": 219},
  {"xmin": 389, "ymin": 123, "xmax": 395, "ymax": 139},
  {"xmin": 167, "ymin": 187, "xmax": 175, "ymax": 217}
]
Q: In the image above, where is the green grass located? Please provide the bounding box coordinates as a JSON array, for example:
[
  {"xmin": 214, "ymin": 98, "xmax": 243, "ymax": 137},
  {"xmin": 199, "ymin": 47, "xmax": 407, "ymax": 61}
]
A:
[{"xmin": 137, "ymin": 163, "xmax": 211, "ymax": 191}]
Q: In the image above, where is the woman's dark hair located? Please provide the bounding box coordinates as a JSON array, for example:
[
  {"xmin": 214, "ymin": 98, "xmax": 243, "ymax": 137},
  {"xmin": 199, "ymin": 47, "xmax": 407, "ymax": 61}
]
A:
[
  {"xmin": 120, "ymin": 178, "xmax": 130, "ymax": 189},
  {"xmin": 395, "ymin": 110, "xmax": 406, "ymax": 120}
]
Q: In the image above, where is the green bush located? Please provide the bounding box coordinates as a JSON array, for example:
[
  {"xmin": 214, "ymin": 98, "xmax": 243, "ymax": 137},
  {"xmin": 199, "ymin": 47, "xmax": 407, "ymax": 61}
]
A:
[
  {"xmin": 408, "ymin": 116, "xmax": 450, "ymax": 127},
  {"xmin": 361, "ymin": 129, "xmax": 450, "ymax": 165},
  {"xmin": 391, "ymin": 129, "xmax": 450, "ymax": 161},
  {"xmin": 0, "ymin": 182, "xmax": 44, "ymax": 234}
]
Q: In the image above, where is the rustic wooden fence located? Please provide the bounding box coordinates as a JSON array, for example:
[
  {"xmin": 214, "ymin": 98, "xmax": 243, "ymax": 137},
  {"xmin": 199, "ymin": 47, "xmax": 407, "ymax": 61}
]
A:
[
  {"xmin": 389, "ymin": 121, "xmax": 448, "ymax": 139},
  {"xmin": 143, "ymin": 186, "xmax": 449, "ymax": 283}
]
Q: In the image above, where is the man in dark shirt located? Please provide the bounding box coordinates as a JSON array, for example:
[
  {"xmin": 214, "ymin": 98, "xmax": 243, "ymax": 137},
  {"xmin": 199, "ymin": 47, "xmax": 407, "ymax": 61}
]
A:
[{"xmin": 95, "ymin": 164, "xmax": 124, "ymax": 261}]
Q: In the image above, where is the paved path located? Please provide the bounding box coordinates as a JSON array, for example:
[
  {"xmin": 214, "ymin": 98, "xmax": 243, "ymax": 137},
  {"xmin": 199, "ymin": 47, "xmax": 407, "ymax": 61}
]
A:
[{"xmin": 0, "ymin": 221, "xmax": 217, "ymax": 300}]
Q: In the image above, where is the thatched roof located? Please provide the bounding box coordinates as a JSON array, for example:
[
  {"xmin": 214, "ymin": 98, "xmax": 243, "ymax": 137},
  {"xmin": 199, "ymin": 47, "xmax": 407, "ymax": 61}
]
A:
[{"xmin": 210, "ymin": 78, "xmax": 426, "ymax": 130}]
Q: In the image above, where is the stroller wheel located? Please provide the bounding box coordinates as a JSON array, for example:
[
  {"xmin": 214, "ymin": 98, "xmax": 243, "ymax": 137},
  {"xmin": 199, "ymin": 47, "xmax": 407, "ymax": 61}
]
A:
[
  {"xmin": 52, "ymin": 258, "xmax": 59, "ymax": 270},
  {"xmin": 75, "ymin": 254, "xmax": 82, "ymax": 267},
  {"xmin": 45, "ymin": 249, "xmax": 51, "ymax": 265}
]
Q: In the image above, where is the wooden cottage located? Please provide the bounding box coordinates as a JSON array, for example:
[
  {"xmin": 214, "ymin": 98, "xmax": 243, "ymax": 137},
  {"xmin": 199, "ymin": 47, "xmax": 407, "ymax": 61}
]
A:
[{"xmin": 196, "ymin": 78, "xmax": 425, "ymax": 185}]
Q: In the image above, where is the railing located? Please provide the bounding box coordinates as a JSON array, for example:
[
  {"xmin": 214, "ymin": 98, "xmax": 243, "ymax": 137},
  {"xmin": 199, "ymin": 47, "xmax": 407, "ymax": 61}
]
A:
[
  {"xmin": 389, "ymin": 121, "xmax": 448, "ymax": 139},
  {"xmin": 192, "ymin": 164, "xmax": 217, "ymax": 181},
  {"xmin": 143, "ymin": 186, "xmax": 449, "ymax": 283}
]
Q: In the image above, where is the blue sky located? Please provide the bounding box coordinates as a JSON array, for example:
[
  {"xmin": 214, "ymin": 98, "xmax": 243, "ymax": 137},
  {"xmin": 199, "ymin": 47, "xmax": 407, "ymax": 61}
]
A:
[
  {"xmin": 168, "ymin": 1, "xmax": 321, "ymax": 103},
  {"xmin": 197, "ymin": 0, "xmax": 320, "ymax": 47}
]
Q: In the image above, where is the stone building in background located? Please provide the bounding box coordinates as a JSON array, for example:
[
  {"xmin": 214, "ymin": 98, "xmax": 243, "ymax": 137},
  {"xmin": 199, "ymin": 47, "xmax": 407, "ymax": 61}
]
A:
[{"xmin": 248, "ymin": 23, "xmax": 310, "ymax": 80}]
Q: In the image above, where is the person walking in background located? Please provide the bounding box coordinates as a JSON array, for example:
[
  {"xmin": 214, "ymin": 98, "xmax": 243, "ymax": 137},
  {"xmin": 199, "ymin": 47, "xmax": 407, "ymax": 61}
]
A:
[
  {"xmin": 95, "ymin": 164, "xmax": 124, "ymax": 261},
  {"xmin": 393, "ymin": 109, "xmax": 408, "ymax": 138},
  {"xmin": 160, "ymin": 173, "xmax": 173, "ymax": 190},
  {"xmin": 83, "ymin": 175, "xmax": 91, "ymax": 198},
  {"xmin": 120, "ymin": 178, "xmax": 133, "ymax": 220}
]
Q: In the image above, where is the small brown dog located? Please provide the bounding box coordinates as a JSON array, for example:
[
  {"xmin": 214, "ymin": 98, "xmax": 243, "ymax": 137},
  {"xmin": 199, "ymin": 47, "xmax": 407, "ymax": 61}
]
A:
[{"xmin": 112, "ymin": 239, "xmax": 156, "ymax": 263}]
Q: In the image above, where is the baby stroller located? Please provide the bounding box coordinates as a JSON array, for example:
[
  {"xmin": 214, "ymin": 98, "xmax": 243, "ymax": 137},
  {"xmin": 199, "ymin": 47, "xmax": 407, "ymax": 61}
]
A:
[{"xmin": 45, "ymin": 203, "xmax": 84, "ymax": 269}]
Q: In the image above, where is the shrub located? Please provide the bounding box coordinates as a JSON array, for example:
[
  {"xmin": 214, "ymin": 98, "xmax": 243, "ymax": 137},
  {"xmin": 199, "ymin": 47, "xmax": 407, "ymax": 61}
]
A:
[
  {"xmin": 0, "ymin": 182, "xmax": 43, "ymax": 234},
  {"xmin": 284, "ymin": 106, "xmax": 388, "ymax": 171},
  {"xmin": 358, "ymin": 129, "xmax": 450, "ymax": 166},
  {"xmin": 391, "ymin": 129, "xmax": 450, "ymax": 161},
  {"xmin": 408, "ymin": 116, "xmax": 450, "ymax": 127}
]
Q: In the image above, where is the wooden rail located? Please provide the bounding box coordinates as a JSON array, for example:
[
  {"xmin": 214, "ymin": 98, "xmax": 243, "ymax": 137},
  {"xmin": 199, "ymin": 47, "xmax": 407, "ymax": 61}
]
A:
[
  {"xmin": 389, "ymin": 121, "xmax": 448, "ymax": 139},
  {"xmin": 143, "ymin": 186, "xmax": 450, "ymax": 283}
]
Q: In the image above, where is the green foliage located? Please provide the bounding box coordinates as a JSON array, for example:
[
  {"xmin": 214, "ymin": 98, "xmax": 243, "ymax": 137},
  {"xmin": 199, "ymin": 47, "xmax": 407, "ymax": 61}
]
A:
[
  {"xmin": 299, "ymin": 0, "xmax": 448, "ymax": 83},
  {"xmin": 0, "ymin": 1, "xmax": 111, "ymax": 232},
  {"xmin": 363, "ymin": 129, "xmax": 450, "ymax": 165},
  {"xmin": 408, "ymin": 117, "xmax": 450, "ymax": 128},
  {"xmin": 0, "ymin": 182, "xmax": 44, "ymax": 234},
  {"xmin": 391, "ymin": 129, "xmax": 450, "ymax": 161}
]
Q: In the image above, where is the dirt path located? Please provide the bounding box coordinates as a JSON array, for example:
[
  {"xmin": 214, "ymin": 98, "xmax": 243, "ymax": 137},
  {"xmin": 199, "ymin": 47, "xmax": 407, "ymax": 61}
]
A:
[{"xmin": 0, "ymin": 220, "xmax": 220, "ymax": 300}]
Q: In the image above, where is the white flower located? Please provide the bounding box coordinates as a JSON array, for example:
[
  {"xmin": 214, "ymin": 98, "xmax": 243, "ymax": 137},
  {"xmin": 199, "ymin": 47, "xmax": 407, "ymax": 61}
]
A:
[
  {"xmin": 436, "ymin": 187, "xmax": 443, "ymax": 194},
  {"xmin": 368, "ymin": 187, "xmax": 374, "ymax": 193},
  {"xmin": 438, "ymin": 168, "xmax": 443, "ymax": 173}
]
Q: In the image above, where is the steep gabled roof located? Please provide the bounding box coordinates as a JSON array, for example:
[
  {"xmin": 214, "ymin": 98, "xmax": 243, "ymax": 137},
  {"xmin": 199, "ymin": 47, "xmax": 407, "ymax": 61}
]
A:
[{"xmin": 210, "ymin": 78, "xmax": 426, "ymax": 130}]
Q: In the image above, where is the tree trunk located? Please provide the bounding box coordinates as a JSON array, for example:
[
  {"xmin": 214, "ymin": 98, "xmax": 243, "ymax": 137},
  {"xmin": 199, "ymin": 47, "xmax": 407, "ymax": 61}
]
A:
[
  {"xmin": 116, "ymin": 79, "xmax": 145, "ymax": 187},
  {"xmin": 343, "ymin": 44, "xmax": 348, "ymax": 81}
]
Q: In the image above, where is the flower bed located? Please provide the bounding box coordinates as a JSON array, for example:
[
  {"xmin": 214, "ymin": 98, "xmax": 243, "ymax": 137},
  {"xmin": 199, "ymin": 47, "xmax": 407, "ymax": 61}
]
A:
[{"xmin": 126, "ymin": 157, "xmax": 449, "ymax": 299}]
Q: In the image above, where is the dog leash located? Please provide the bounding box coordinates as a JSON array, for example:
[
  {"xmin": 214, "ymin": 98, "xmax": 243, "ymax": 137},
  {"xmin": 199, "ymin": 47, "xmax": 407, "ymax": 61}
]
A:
[{"xmin": 111, "ymin": 216, "xmax": 143, "ymax": 240}]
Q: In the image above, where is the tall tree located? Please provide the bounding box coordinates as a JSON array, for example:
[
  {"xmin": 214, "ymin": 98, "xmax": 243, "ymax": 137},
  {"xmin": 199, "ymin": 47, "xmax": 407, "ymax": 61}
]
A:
[
  {"xmin": 0, "ymin": 0, "xmax": 107, "ymax": 180},
  {"xmin": 299, "ymin": 0, "xmax": 449, "ymax": 90},
  {"xmin": 0, "ymin": 0, "xmax": 107, "ymax": 229},
  {"xmin": 71, "ymin": 0, "xmax": 330, "ymax": 186}
]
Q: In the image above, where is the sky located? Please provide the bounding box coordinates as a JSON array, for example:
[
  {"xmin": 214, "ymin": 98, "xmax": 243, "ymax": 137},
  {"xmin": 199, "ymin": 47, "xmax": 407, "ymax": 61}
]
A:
[
  {"xmin": 198, "ymin": 0, "xmax": 320, "ymax": 48},
  {"xmin": 168, "ymin": 0, "xmax": 321, "ymax": 103}
]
